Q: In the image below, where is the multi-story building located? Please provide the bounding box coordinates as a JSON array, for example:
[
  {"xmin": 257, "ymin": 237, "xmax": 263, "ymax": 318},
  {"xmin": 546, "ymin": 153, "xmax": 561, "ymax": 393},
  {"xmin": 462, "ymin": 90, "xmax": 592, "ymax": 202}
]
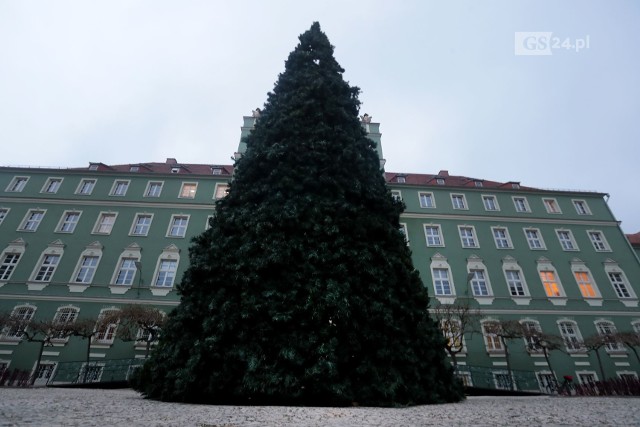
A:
[{"xmin": 1, "ymin": 116, "xmax": 639, "ymax": 390}]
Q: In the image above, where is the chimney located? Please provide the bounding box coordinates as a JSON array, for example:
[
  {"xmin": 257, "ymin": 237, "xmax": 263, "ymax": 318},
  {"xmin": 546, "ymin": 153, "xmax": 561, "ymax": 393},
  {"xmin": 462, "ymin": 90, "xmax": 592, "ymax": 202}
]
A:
[{"xmin": 166, "ymin": 158, "xmax": 177, "ymax": 165}]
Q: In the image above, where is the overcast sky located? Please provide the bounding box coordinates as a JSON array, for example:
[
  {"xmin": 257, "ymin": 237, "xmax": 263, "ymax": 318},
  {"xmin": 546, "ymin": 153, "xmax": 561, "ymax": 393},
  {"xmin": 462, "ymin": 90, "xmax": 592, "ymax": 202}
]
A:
[{"xmin": 1, "ymin": 1, "xmax": 638, "ymax": 233}]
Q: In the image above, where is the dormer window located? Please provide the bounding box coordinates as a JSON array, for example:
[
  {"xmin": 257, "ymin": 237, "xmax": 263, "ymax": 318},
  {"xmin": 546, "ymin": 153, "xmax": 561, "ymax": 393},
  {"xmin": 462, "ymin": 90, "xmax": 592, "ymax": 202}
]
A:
[
  {"xmin": 397, "ymin": 176, "xmax": 406, "ymax": 183},
  {"xmin": 130, "ymin": 166, "xmax": 139, "ymax": 172},
  {"xmin": 436, "ymin": 178, "xmax": 445, "ymax": 185},
  {"xmin": 212, "ymin": 168, "xmax": 222, "ymax": 175},
  {"xmin": 474, "ymin": 181, "xmax": 483, "ymax": 187},
  {"xmin": 511, "ymin": 183, "xmax": 520, "ymax": 189},
  {"xmin": 171, "ymin": 168, "xmax": 180, "ymax": 174},
  {"xmin": 89, "ymin": 164, "xmax": 99, "ymax": 171}
]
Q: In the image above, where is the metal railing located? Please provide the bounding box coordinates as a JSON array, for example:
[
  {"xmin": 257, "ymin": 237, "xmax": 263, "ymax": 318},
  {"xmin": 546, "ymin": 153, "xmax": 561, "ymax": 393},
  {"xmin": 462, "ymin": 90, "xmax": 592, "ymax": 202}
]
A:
[{"xmin": 49, "ymin": 358, "xmax": 142, "ymax": 386}]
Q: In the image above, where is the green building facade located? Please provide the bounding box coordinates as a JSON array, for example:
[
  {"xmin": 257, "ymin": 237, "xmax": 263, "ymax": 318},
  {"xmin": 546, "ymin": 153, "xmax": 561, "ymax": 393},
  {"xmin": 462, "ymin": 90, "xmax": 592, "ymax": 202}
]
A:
[{"xmin": 1, "ymin": 116, "xmax": 639, "ymax": 390}]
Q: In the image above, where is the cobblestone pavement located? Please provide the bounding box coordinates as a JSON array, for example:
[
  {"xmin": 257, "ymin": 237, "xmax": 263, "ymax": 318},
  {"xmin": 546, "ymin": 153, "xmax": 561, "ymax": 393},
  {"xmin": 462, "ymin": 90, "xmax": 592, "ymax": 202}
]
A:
[{"xmin": 1, "ymin": 388, "xmax": 639, "ymax": 426}]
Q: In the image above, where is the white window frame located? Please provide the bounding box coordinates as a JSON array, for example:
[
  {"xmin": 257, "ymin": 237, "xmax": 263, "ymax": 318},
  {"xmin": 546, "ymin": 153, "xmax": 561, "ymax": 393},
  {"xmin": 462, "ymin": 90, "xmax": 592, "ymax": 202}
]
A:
[
  {"xmin": 112, "ymin": 258, "xmax": 138, "ymax": 286},
  {"xmin": 572, "ymin": 199, "xmax": 591, "ymax": 215},
  {"xmin": 41, "ymin": 177, "xmax": 63, "ymax": 194},
  {"xmin": 451, "ymin": 194, "xmax": 467, "ymax": 210},
  {"xmin": 29, "ymin": 242, "xmax": 64, "ymax": 286},
  {"xmin": 570, "ymin": 260, "xmax": 602, "ymax": 303},
  {"xmin": 418, "ymin": 192, "xmax": 435, "ymax": 208},
  {"xmin": 441, "ymin": 319, "xmax": 466, "ymax": 354},
  {"xmin": 467, "ymin": 257, "xmax": 493, "ymax": 300},
  {"xmin": 430, "ymin": 254, "xmax": 455, "ymax": 303},
  {"xmin": 109, "ymin": 245, "xmax": 141, "ymax": 290},
  {"xmin": 523, "ymin": 228, "xmax": 546, "ymax": 250},
  {"xmin": 502, "ymin": 257, "xmax": 530, "ymax": 302},
  {"xmin": 424, "ymin": 224, "xmax": 444, "ymax": 247},
  {"xmin": 520, "ymin": 319, "xmax": 543, "ymax": 353},
  {"xmin": 130, "ymin": 213, "xmax": 153, "ymax": 236},
  {"xmin": 603, "ymin": 261, "xmax": 637, "ymax": 303},
  {"xmin": 75, "ymin": 179, "xmax": 96, "ymax": 195},
  {"xmin": 167, "ymin": 215, "xmax": 190, "ymax": 238},
  {"xmin": 109, "ymin": 180, "xmax": 130, "ymax": 196},
  {"xmin": 399, "ymin": 223, "xmax": 409, "ymax": 245},
  {"xmin": 576, "ymin": 371, "xmax": 598, "ymax": 385},
  {"xmin": 542, "ymin": 198, "xmax": 562, "ymax": 214},
  {"xmin": 92, "ymin": 212, "xmax": 117, "ymax": 235},
  {"xmin": 0, "ymin": 207, "xmax": 9, "ymax": 225},
  {"xmin": 536, "ymin": 259, "xmax": 566, "ymax": 303},
  {"xmin": 482, "ymin": 195, "xmax": 499, "ymax": 211},
  {"xmin": 458, "ymin": 225, "xmax": 478, "ymax": 248},
  {"xmin": 214, "ymin": 183, "xmax": 229, "ymax": 199},
  {"xmin": 481, "ymin": 320, "xmax": 504, "ymax": 353},
  {"xmin": 492, "ymin": 226, "xmax": 513, "ymax": 249},
  {"xmin": 19, "ymin": 209, "xmax": 46, "ymax": 232},
  {"xmin": 587, "ymin": 230, "xmax": 611, "ymax": 252},
  {"xmin": 1, "ymin": 304, "xmax": 37, "ymax": 340},
  {"xmin": 144, "ymin": 181, "xmax": 164, "ymax": 198},
  {"xmin": 51, "ymin": 305, "xmax": 79, "ymax": 342},
  {"xmin": 93, "ymin": 309, "xmax": 119, "ymax": 345},
  {"xmin": 556, "ymin": 229, "xmax": 579, "ymax": 251},
  {"xmin": 152, "ymin": 247, "xmax": 180, "ymax": 289},
  {"xmin": 0, "ymin": 239, "xmax": 26, "ymax": 283},
  {"xmin": 6, "ymin": 176, "xmax": 29, "ymax": 192},
  {"xmin": 594, "ymin": 320, "xmax": 625, "ymax": 353},
  {"xmin": 558, "ymin": 320, "xmax": 584, "ymax": 353},
  {"xmin": 56, "ymin": 210, "xmax": 82, "ymax": 233},
  {"xmin": 179, "ymin": 182, "xmax": 198, "ymax": 199},
  {"xmin": 512, "ymin": 196, "xmax": 531, "ymax": 213}
]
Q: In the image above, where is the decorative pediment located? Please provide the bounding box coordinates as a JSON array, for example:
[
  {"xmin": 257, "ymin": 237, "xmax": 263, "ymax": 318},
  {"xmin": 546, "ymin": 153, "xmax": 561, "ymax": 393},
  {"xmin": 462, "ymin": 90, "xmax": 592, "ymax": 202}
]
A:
[
  {"xmin": 431, "ymin": 252, "xmax": 447, "ymax": 262},
  {"xmin": 467, "ymin": 254, "xmax": 483, "ymax": 262},
  {"xmin": 536, "ymin": 256, "xmax": 551, "ymax": 264},
  {"xmin": 85, "ymin": 241, "xmax": 104, "ymax": 250},
  {"xmin": 501, "ymin": 255, "xmax": 517, "ymax": 265},
  {"xmin": 48, "ymin": 239, "xmax": 65, "ymax": 249},
  {"xmin": 163, "ymin": 244, "xmax": 180, "ymax": 254}
]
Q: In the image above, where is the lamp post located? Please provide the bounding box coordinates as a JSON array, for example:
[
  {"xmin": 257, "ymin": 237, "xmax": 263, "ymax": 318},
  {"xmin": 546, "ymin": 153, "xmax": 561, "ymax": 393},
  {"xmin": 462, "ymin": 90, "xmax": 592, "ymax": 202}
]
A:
[{"xmin": 134, "ymin": 261, "xmax": 142, "ymax": 298}]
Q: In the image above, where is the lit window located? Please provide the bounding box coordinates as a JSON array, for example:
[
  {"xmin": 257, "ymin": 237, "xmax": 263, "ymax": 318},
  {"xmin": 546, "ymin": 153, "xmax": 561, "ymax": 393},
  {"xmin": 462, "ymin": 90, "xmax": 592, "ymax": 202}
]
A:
[
  {"xmin": 58, "ymin": 211, "xmax": 81, "ymax": 233},
  {"xmin": 459, "ymin": 226, "xmax": 478, "ymax": 248},
  {"xmin": 20, "ymin": 210, "xmax": 45, "ymax": 231},
  {"xmin": 543, "ymin": 198, "xmax": 561, "ymax": 214},
  {"xmin": 3, "ymin": 306, "xmax": 36, "ymax": 339},
  {"xmin": 482, "ymin": 322, "xmax": 503, "ymax": 352},
  {"xmin": 74, "ymin": 256, "xmax": 99, "ymax": 284},
  {"xmin": 492, "ymin": 227, "xmax": 512, "ymax": 249},
  {"xmin": 0, "ymin": 208, "xmax": 8, "ymax": 225},
  {"xmin": 432, "ymin": 268, "xmax": 453, "ymax": 296},
  {"xmin": 523, "ymin": 228, "xmax": 545, "ymax": 249},
  {"xmin": 424, "ymin": 225, "xmax": 444, "ymax": 247},
  {"xmin": 145, "ymin": 182, "xmax": 163, "ymax": 197},
  {"xmin": 154, "ymin": 259, "xmax": 178, "ymax": 287},
  {"xmin": 513, "ymin": 197, "xmax": 530, "ymax": 213},
  {"xmin": 214, "ymin": 184, "xmax": 229, "ymax": 199},
  {"xmin": 558, "ymin": 321, "xmax": 583, "ymax": 352},
  {"xmin": 574, "ymin": 271, "xmax": 597, "ymax": 298},
  {"xmin": 451, "ymin": 194, "xmax": 467, "ymax": 210},
  {"xmin": 6, "ymin": 177, "xmax": 29, "ymax": 192},
  {"xmin": 110, "ymin": 180, "xmax": 129, "ymax": 196},
  {"xmin": 131, "ymin": 214, "xmax": 152, "ymax": 236},
  {"xmin": 114, "ymin": 258, "xmax": 138, "ymax": 285},
  {"xmin": 441, "ymin": 319, "xmax": 465, "ymax": 353},
  {"xmin": 573, "ymin": 200, "xmax": 591, "ymax": 215},
  {"xmin": 482, "ymin": 195, "xmax": 499, "ymax": 211},
  {"xmin": 556, "ymin": 230, "xmax": 578, "ymax": 251},
  {"xmin": 76, "ymin": 179, "xmax": 96, "ymax": 195},
  {"xmin": 179, "ymin": 183, "xmax": 197, "ymax": 199},
  {"xmin": 539, "ymin": 271, "xmax": 561, "ymax": 297},
  {"xmin": 34, "ymin": 254, "xmax": 60, "ymax": 282},
  {"xmin": 42, "ymin": 178, "xmax": 63, "ymax": 194},
  {"xmin": 418, "ymin": 192, "xmax": 435, "ymax": 208},
  {"xmin": 587, "ymin": 231, "xmax": 610, "ymax": 252},
  {"xmin": 168, "ymin": 215, "xmax": 189, "ymax": 237},
  {"xmin": 94, "ymin": 213, "xmax": 116, "ymax": 234},
  {"xmin": 0, "ymin": 253, "xmax": 21, "ymax": 281}
]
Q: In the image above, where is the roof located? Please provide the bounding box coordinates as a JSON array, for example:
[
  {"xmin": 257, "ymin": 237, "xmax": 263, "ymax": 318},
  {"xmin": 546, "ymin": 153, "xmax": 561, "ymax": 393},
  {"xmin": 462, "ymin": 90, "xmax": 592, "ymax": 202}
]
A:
[{"xmin": 626, "ymin": 232, "xmax": 640, "ymax": 247}]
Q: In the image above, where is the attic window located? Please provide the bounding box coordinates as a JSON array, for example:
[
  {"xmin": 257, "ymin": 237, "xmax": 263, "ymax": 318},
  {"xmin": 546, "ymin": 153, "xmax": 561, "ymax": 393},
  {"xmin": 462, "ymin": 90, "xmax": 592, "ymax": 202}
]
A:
[
  {"xmin": 212, "ymin": 168, "xmax": 222, "ymax": 175},
  {"xmin": 171, "ymin": 168, "xmax": 180, "ymax": 174},
  {"xmin": 130, "ymin": 166, "xmax": 139, "ymax": 172},
  {"xmin": 397, "ymin": 176, "xmax": 406, "ymax": 183},
  {"xmin": 512, "ymin": 183, "xmax": 520, "ymax": 189},
  {"xmin": 474, "ymin": 181, "xmax": 483, "ymax": 187},
  {"xmin": 89, "ymin": 164, "xmax": 99, "ymax": 171},
  {"xmin": 436, "ymin": 178, "xmax": 445, "ymax": 185}
]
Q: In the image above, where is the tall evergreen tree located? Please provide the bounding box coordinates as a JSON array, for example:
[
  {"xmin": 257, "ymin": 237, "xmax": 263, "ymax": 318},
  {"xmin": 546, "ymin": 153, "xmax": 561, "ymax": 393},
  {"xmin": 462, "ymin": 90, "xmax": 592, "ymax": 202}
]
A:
[{"xmin": 133, "ymin": 22, "xmax": 463, "ymax": 406}]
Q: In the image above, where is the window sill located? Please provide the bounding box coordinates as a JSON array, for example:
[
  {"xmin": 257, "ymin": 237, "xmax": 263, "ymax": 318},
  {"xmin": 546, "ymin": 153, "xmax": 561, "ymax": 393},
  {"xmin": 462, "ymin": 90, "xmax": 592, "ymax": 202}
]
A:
[
  {"xmin": 511, "ymin": 296, "xmax": 531, "ymax": 306},
  {"xmin": 68, "ymin": 284, "xmax": 89, "ymax": 293},
  {"xmin": 108, "ymin": 285, "xmax": 131, "ymax": 295},
  {"xmin": 584, "ymin": 298, "xmax": 603, "ymax": 307},
  {"xmin": 620, "ymin": 299, "xmax": 639, "ymax": 308},
  {"xmin": 474, "ymin": 296, "xmax": 495, "ymax": 305},
  {"xmin": 150, "ymin": 287, "xmax": 172, "ymax": 297},
  {"xmin": 547, "ymin": 297, "xmax": 568, "ymax": 306},
  {"xmin": 26, "ymin": 282, "xmax": 48, "ymax": 291}
]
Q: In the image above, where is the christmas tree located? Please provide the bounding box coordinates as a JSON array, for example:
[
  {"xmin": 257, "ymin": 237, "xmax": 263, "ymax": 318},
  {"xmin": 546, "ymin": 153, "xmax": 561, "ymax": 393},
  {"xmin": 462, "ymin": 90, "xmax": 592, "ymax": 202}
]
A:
[{"xmin": 133, "ymin": 22, "xmax": 463, "ymax": 406}]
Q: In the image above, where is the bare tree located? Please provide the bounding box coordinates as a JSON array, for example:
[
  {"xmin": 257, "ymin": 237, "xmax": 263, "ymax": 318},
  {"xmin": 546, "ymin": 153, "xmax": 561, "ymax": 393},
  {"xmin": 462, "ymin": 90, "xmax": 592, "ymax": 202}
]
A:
[
  {"xmin": 522, "ymin": 328, "xmax": 564, "ymax": 386},
  {"xmin": 67, "ymin": 316, "xmax": 111, "ymax": 383},
  {"xmin": 484, "ymin": 319, "xmax": 524, "ymax": 391},
  {"xmin": 431, "ymin": 301, "xmax": 480, "ymax": 368},
  {"xmin": 615, "ymin": 331, "xmax": 640, "ymax": 364},
  {"xmin": 582, "ymin": 333, "xmax": 618, "ymax": 382},
  {"xmin": 104, "ymin": 305, "xmax": 166, "ymax": 358}
]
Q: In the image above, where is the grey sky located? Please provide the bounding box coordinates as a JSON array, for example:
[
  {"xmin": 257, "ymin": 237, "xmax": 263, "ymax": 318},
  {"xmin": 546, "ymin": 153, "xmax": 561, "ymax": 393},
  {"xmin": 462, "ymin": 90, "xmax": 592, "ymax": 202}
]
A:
[{"xmin": 1, "ymin": 1, "xmax": 638, "ymax": 233}]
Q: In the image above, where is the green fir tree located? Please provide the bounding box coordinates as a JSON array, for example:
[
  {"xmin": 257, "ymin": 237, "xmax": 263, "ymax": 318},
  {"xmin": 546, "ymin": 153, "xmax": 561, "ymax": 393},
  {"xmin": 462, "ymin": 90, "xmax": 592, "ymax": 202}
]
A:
[{"xmin": 133, "ymin": 22, "xmax": 463, "ymax": 406}]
